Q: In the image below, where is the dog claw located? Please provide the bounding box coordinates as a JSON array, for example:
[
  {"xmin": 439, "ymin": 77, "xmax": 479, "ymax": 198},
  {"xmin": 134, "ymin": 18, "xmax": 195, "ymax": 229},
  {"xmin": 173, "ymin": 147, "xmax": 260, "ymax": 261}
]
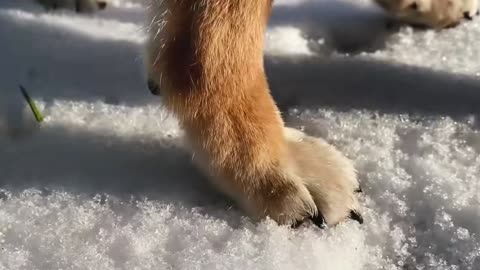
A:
[
  {"xmin": 349, "ymin": 210, "xmax": 364, "ymax": 224},
  {"xmin": 464, "ymin": 12, "xmax": 474, "ymax": 20},
  {"xmin": 147, "ymin": 79, "xmax": 161, "ymax": 96},
  {"xmin": 309, "ymin": 212, "xmax": 328, "ymax": 229},
  {"xmin": 97, "ymin": 1, "xmax": 107, "ymax": 9},
  {"xmin": 291, "ymin": 212, "xmax": 328, "ymax": 229},
  {"xmin": 292, "ymin": 210, "xmax": 361, "ymax": 229}
]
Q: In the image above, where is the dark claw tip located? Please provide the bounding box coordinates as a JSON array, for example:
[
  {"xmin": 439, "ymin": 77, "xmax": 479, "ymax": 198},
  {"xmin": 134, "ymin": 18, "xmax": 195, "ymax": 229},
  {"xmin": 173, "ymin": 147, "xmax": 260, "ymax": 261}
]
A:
[
  {"xmin": 309, "ymin": 212, "xmax": 328, "ymax": 229},
  {"xmin": 464, "ymin": 12, "xmax": 474, "ymax": 20},
  {"xmin": 147, "ymin": 79, "xmax": 161, "ymax": 96},
  {"xmin": 355, "ymin": 186, "xmax": 363, "ymax": 193},
  {"xmin": 97, "ymin": 1, "xmax": 107, "ymax": 10},
  {"xmin": 349, "ymin": 210, "xmax": 364, "ymax": 224}
]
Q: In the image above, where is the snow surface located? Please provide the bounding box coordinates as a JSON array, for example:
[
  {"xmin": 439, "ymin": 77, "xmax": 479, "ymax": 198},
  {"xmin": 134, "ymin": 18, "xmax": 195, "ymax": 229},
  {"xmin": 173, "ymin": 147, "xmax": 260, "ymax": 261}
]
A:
[{"xmin": 1, "ymin": 0, "xmax": 480, "ymax": 269}]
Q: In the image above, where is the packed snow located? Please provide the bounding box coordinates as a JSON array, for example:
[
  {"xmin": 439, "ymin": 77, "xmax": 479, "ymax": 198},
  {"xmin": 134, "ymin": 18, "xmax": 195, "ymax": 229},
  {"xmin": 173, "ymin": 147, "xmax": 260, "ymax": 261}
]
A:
[{"xmin": 1, "ymin": 0, "xmax": 480, "ymax": 269}]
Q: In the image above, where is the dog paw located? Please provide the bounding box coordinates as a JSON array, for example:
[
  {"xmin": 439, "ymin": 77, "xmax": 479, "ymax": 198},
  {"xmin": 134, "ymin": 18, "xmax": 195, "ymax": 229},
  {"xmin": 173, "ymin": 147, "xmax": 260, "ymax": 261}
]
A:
[{"xmin": 283, "ymin": 127, "xmax": 363, "ymax": 227}]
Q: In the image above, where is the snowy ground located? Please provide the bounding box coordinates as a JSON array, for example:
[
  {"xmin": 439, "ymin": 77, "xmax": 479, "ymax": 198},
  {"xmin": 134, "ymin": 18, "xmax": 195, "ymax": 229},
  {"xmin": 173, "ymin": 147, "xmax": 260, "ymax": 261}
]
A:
[{"xmin": 1, "ymin": 0, "xmax": 480, "ymax": 269}]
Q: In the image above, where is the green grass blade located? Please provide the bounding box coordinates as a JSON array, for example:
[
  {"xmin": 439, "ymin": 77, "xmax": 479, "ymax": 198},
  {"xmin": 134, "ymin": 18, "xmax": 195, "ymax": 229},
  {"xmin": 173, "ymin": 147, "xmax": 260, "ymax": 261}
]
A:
[{"xmin": 19, "ymin": 84, "xmax": 44, "ymax": 123}]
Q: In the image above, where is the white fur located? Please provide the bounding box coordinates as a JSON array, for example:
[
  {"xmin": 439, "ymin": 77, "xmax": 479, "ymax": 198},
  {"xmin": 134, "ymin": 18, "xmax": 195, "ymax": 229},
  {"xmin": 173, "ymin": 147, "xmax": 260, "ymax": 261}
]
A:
[{"xmin": 283, "ymin": 127, "xmax": 360, "ymax": 225}]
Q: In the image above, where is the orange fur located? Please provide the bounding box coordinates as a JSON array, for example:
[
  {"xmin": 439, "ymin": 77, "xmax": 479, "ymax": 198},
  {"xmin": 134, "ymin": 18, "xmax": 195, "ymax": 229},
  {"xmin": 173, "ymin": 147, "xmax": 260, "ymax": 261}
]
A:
[{"xmin": 146, "ymin": 0, "xmax": 361, "ymax": 227}]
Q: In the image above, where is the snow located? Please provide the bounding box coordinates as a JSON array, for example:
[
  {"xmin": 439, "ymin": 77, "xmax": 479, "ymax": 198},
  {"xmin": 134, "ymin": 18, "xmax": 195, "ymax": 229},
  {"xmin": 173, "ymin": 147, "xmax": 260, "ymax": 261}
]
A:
[{"xmin": 1, "ymin": 0, "xmax": 480, "ymax": 269}]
